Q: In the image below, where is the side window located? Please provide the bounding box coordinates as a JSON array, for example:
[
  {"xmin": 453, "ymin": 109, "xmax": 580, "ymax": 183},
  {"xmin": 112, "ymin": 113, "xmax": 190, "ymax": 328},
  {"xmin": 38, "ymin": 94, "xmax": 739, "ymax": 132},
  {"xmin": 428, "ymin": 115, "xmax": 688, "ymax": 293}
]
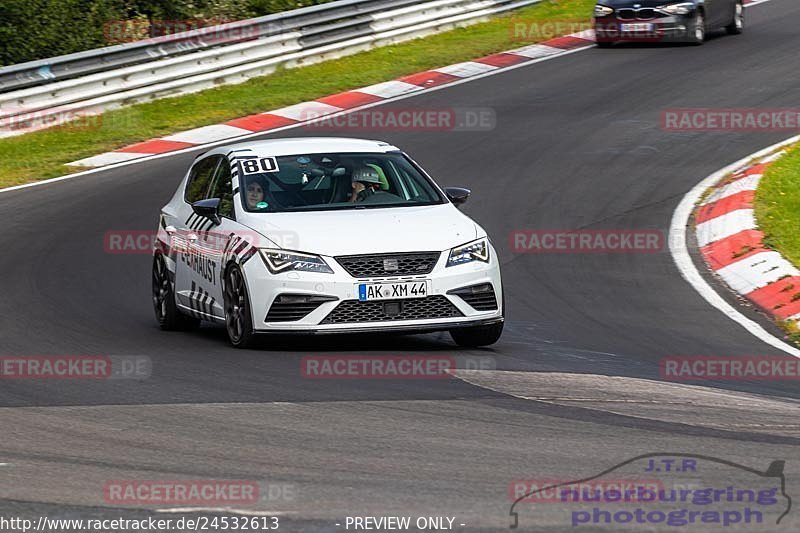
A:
[
  {"xmin": 184, "ymin": 155, "xmax": 221, "ymax": 204},
  {"xmin": 387, "ymin": 161, "xmax": 412, "ymax": 200},
  {"xmin": 209, "ymin": 159, "xmax": 234, "ymax": 219}
]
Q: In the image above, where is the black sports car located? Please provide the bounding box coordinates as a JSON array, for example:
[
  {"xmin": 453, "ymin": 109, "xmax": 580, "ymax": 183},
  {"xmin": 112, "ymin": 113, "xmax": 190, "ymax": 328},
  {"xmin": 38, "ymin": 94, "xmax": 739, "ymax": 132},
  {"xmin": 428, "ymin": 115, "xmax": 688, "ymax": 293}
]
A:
[{"xmin": 593, "ymin": 0, "xmax": 744, "ymax": 46}]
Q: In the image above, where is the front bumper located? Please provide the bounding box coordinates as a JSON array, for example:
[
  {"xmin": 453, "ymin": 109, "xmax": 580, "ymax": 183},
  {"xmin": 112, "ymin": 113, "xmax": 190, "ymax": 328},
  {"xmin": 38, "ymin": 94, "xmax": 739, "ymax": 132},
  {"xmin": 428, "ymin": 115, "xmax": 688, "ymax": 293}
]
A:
[
  {"xmin": 241, "ymin": 245, "xmax": 504, "ymax": 333},
  {"xmin": 594, "ymin": 13, "xmax": 695, "ymax": 43}
]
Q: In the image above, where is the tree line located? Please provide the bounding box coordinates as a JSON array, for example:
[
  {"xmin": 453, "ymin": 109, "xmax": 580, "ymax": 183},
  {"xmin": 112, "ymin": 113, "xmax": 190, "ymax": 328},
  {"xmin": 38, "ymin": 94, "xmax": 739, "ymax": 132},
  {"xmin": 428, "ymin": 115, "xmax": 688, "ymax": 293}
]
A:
[{"xmin": 0, "ymin": 0, "xmax": 331, "ymax": 66}]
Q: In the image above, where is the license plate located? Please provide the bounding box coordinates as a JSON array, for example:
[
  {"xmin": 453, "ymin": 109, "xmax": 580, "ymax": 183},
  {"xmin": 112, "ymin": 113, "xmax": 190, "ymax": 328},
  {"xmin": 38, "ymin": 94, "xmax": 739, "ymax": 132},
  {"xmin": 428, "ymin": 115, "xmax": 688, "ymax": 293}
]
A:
[
  {"xmin": 358, "ymin": 281, "xmax": 428, "ymax": 301},
  {"xmin": 620, "ymin": 23, "xmax": 654, "ymax": 32}
]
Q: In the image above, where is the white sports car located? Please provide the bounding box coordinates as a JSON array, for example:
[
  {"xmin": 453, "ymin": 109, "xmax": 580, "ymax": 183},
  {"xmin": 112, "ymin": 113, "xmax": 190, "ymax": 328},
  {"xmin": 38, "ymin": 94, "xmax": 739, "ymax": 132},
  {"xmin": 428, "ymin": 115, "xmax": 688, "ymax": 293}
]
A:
[{"xmin": 152, "ymin": 138, "xmax": 504, "ymax": 348}]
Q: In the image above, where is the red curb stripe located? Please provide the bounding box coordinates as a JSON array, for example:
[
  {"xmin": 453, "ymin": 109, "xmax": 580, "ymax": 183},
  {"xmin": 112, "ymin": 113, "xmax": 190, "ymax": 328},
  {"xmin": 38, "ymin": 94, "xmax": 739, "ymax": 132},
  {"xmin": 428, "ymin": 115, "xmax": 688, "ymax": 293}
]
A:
[
  {"xmin": 474, "ymin": 53, "xmax": 530, "ymax": 68},
  {"xmin": 225, "ymin": 114, "xmax": 297, "ymax": 132},
  {"xmin": 724, "ymin": 162, "xmax": 769, "ymax": 184},
  {"xmin": 746, "ymin": 276, "xmax": 800, "ymax": 320},
  {"xmin": 700, "ymin": 229, "xmax": 766, "ymax": 270},
  {"xmin": 696, "ymin": 190, "xmax": 755, "ymax": 224},
  {"xmin": 744, "ymin": 162, "xmax": 768, "ymax": 176},
  {"xmin": 544, "ymin": 36, "xmax": 593, "ymax": 50},
  {"xmin": 316, "ymin": 91, "xmax": 383, "ymax": 109},
  {"xmin": 397, "ymin": 71, "xmax": 461, "ymax": 88},
  {"xmin": 117, "ymin": 139, "xmax": 195, "ymax": 154}
]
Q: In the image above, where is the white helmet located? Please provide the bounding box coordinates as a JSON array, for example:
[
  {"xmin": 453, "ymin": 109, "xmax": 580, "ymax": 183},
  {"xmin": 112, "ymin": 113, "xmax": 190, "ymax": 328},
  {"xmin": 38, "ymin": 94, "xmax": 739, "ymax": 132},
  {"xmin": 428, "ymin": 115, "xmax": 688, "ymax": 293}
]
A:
[{"xmin": 351, "ymin": 166, "xmax": 382, "ymax": 185}]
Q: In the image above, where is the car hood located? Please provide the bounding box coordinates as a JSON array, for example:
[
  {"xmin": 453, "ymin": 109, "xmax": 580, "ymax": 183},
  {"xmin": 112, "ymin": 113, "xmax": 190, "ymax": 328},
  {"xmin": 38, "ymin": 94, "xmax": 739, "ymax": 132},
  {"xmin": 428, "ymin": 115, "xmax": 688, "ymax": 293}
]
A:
[{"xmin": 243, "ymin": 204, "xmax": 480, "ymax": 256}]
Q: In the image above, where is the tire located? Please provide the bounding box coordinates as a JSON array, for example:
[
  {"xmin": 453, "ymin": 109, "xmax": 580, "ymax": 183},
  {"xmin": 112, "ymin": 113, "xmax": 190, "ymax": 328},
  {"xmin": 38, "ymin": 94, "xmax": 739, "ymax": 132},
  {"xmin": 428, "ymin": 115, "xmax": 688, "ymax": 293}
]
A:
[
  {"xmin": 223, "ymin": 263, "xmax": 256, "ymax": 348},
  {"xmin": 688, "ymin": 11, "xmax": 705, "ymax": 45},
  {"xmin": 152, "ymin": 254, "xmax": 200, "ymax": 331},
  {"xmin": 726, "ymin": 1, "xmax": 744, "ymax": 35},
  {"xmin": 450, "ymin": 322, "xmax": 504, "ymax": 348},
  {"xmin": 596, "ymin": 41, "xmax": 614, "ymax": 48}
]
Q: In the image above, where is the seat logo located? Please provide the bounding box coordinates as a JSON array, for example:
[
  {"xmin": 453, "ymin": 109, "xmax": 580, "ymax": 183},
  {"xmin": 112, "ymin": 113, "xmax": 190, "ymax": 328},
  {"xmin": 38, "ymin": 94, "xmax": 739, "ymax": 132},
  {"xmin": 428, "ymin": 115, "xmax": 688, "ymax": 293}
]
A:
[{"xmin": 383, "ymin": 258, "xmax": 399, "ymax": 271}]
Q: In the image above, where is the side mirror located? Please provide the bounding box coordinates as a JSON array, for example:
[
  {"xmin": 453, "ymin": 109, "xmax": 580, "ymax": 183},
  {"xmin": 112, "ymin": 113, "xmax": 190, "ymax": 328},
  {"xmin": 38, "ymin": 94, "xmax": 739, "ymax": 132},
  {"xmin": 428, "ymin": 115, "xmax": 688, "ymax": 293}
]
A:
[
  {"xmin": 192, "ymin": 198, "xmax": 221, "ymax": 225},
  {"xmin": 445, "ymin": 187, "xmax": 471, "ymax": 207}
]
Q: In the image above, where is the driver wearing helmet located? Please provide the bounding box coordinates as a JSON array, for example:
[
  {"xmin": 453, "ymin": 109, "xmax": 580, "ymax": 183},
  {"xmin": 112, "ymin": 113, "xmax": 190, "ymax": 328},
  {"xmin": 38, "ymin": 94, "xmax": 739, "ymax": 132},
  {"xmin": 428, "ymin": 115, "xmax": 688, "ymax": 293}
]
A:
[{"xmin": 349, "ymin": 166, "xmax": 383, "ymax": 203}]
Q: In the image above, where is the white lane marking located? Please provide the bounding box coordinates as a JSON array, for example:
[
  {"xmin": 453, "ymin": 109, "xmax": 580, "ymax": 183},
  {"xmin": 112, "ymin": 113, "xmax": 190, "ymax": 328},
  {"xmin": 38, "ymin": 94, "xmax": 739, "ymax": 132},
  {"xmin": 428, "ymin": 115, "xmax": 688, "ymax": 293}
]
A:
[
  {"xmin": 760, "ymin": 149, "xmax": 787, "ymax": 163},
  {"xmin": 267, "ymin": 101, "xmax": 342, "ymax": 121},
  {"xmin": 700, "ymin": 174, "xmax": 761, "ymax": 206},
  {"xmin": 162, "ymin": 124, "xmax": 253, "ymax": 144},
  {"xmin": 695, "ymin": 209, "xmax": 756, "ymax": 247},
  {"xmin": 669, "ymin": 133, "xmax": 800, "ymax": 359},
  {"xmin": 716, "ymin": 250, "xmax": 800, "ymax": 294}
]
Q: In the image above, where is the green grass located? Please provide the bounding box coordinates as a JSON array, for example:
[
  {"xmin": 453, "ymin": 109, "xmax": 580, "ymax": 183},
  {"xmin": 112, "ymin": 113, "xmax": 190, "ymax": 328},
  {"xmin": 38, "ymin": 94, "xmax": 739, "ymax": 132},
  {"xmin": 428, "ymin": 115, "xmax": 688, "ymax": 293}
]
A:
[
  {"xmin": 755, "ymin": 144, "xmax": 800, "ymax": 266},
  {"xmin": 755, "ymin": 144, "xmax": 800, "ymax": 344},
  {"xmin": 730, "ymin": 145, "xmax": 800, "ymax": 345},
  {"xmin": 0, "ymin": 0, "xmax": 594, "ymax": 188}
]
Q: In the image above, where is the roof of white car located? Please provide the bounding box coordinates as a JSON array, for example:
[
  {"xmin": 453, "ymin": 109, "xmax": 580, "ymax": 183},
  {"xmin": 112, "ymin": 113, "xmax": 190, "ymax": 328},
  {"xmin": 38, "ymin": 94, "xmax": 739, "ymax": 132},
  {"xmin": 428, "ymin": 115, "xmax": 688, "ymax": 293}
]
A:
[{"xmin": 217, "ymin": 137, "xmax": 400, "ymax": 157}]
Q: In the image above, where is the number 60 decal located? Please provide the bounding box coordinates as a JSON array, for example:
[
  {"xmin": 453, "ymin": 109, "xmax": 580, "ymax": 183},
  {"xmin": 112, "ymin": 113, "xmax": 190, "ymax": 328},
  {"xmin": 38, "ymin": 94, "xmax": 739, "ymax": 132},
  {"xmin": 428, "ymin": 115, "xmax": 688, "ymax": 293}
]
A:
[{"xmin": 240, "ymin": 157, "xmax": 279, "ymax": 174}]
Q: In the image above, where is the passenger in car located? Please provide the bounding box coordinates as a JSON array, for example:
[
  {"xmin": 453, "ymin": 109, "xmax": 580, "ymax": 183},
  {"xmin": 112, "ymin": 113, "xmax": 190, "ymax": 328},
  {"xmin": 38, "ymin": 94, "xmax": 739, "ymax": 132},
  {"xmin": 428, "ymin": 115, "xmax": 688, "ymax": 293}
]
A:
[{"xmin": 245, "ymin": 176, "xmax": 269, "ymax": 209}]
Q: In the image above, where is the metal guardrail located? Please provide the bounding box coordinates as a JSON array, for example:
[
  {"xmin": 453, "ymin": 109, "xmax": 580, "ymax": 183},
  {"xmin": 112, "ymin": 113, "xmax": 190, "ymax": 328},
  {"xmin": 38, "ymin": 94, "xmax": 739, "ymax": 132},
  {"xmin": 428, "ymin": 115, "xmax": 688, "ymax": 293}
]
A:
[
  {"xmin": 0, "ymin": 0, "xmax": 420, "ymax": 93},
  {"xmin": 0, "ymin": 0, "xmax": 541, "ymax": 137}
]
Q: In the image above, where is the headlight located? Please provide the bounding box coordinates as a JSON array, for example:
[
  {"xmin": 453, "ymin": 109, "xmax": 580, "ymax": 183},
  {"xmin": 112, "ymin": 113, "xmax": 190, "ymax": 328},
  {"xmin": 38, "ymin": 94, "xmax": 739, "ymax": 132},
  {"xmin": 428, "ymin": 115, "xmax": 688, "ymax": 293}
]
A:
[
  {"xmin": 259, "ymin": 249, "xmax": 333, "ymax": 274},
  {"xmin": 447, "ymin": 238, "xmax": 490, "ymax": 267},
  {"xmin": 594, "ymin": 4, "xmax": 614, "ymax": 16},
  {"xmin": 658, "ymin": 2, "xmax": 695, "ymax": 15}
]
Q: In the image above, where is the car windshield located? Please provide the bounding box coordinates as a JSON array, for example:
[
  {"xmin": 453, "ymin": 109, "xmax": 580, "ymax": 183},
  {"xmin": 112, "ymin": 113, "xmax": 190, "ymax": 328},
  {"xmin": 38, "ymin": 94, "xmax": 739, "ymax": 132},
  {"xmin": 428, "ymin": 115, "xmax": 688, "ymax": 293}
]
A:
[{"xmin": 237, "ymin": 152, "xmax": 446, "ymax": 212}]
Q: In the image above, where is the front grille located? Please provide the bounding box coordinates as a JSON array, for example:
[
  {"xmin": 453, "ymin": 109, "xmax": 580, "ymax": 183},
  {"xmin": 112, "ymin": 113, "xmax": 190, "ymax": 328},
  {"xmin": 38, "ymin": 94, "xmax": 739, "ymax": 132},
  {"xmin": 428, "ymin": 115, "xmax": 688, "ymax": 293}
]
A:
[
  {"xmin": 637, "ymin": 8, "xmax": 655, "ymax": 19},
  {"xmin": 335, "ymin": 252, "xmax": 441, "ymax": 278},
  {"xmin": 321, "ymin": 296, "xmax": 463, "ymax": 324},
  {"xmin": 617, "ymin": 8, "xmax": 635, "ymax": 20},
  {"xmin": 617, "ymin": 8, "xmax": 664, "ymax": 20},
  {"xmin": 266, "ymin": 294, "xmax": 337, "ymax": 322},
  {"xmin": 448, "ymin": 283, "xmax": 498, "ymax": 311}
]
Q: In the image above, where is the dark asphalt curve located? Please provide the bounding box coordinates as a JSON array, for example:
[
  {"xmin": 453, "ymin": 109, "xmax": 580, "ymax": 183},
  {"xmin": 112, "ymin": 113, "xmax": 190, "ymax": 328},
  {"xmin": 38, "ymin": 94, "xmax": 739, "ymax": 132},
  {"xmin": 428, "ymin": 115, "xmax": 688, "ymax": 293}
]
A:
[{"xmin": 2, "ymin": 1, "xmax": 800, "ymax": 530}]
